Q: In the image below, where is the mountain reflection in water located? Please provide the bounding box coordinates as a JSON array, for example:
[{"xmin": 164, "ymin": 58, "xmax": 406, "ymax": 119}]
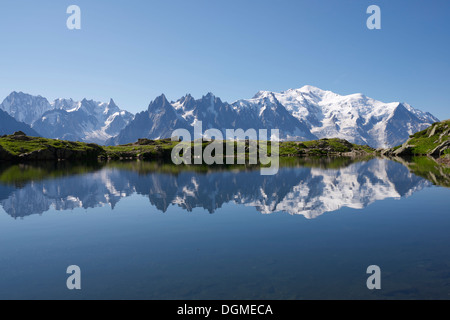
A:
[{"xmin": 0, "ymin": 157, "xmax": 441, "ymax": 219}]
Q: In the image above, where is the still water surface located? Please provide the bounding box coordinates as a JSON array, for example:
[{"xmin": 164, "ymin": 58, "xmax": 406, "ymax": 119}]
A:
[{"xmin": 0, "ymin": 158, "xmax": 449, "ymax": 299}]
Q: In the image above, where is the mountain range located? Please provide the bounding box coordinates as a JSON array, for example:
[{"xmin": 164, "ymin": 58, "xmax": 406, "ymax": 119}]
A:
[
  {"xmin": 0, "ymin": 92, "xmax": 133, "ymax": 144},
  {"xmin": 107, "ymin": 85, "xmax": 440, "ymax": 147},
  {"xmin": 0, "ymin": 86, "xmax": 440, "ymax": 148}
]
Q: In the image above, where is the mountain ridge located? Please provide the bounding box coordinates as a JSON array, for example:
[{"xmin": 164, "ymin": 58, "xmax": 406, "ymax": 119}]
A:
[
  {"xmin": 0, "ymin": 86, "xmax": 440, "ymax": 148},
  {"xmin": 0, "ymin": 109, "xmax": 40, "ymax": 137},
  {"xmin": 111, "ymin": 85, "xmax": 439, "ymax": 147},
  {"xmin": 0, "ymin": 92, "xmax": 134, "ymax": 144}
]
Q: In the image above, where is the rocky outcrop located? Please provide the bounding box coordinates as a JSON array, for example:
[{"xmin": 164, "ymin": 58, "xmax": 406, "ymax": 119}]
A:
[
  {"xmin": 383, "ymin": 120, "xmax": 450, "ymax": 160},
  {"xmin": 430, "ymin": 140, "xmax": 450, "ymax": 157}
]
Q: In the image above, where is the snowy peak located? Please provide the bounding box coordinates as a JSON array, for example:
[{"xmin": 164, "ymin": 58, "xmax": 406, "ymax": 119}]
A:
[
  {"xmin": 0, "ymin": 86, "xmax": 440, "ymax": 148},
  {"xmin": 113, "ymin": 86, "xmax": 438, "ymax": 146},
  {"xmin": 298, "ymin": 85, "xmax": 333, "ymax": 96},
  {"xmin": 172, "ymin": 92, "xmax": 228, "ymax": 127},
  {"xmin": 251, "ymin": 90, "xmax": 276, "ymax": 100},
  {"xmin": 52, "ymin": 98, "xmax": 78, "ymax": 111},
  {"xmin": 0, "ymin": 92, "xmax": 134, "ymax": 144},
  {"xmin": 237, "ymin": 85, "xmax": 439, "ymax": 148},
  {"xmin": 172, "ymin": 94, "xmax": 196, "ymax": 113},
  {"xmin": 0, "ymin": 91, "xmax": 53, "ymax": 125},
  {"xmin": 147, "ymin": 94, "xmax": 173, "ymax": 113}
]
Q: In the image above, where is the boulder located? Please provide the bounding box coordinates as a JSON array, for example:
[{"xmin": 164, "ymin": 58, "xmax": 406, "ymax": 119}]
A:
[
  {"xmin": 430, "ymin": 140, "xmax": 450, "ymax": 157},
  {"xmin": 393, "ymin": 145, "xmax": 414, "ymax": 156}
]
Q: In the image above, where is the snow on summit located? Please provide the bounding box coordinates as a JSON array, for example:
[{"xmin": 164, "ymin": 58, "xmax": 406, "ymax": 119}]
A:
[
  {"xmin": 234, "ymin": 85, "xmax": 439, "ymax": 148},
  {"xmin": 0, "ymin": 86, "xmax": 440, "ymax": 148}
]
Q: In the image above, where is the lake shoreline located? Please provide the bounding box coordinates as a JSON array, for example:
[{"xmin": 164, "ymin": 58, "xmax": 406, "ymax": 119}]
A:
[
  {"xmin": 0, "ymin": 131, "xmax": 377, "ymax": 163},
  {"xmin": 1, "ymin": 127, "xmax": 448, "ymax": 169}
]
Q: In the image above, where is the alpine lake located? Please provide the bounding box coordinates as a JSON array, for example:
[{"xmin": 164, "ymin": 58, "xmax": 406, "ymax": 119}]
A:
[{"xmin": 0, "ymin": 156, "xmax": 449, "ymax": 300}]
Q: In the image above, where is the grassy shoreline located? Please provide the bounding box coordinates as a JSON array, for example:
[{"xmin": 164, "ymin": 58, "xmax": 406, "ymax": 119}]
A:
[
  {"xmin": 383, "ymin": 119, "xmax": 450, "ymax": 162},
  {"xmin": 2, "ymin": 121, "xmax": 449, "ymax": 169},
  {"xmin": 0, "ymin": 132, "xmax": 376, "ymax": 163}
]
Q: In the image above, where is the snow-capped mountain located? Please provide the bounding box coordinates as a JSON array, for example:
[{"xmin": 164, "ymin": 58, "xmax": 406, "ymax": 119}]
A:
[
  {"xmin": 107, "ymin": 94, "xmax": 192, "ymax": 145},
  {"xmin": 0, "ymin": 92, "xmax": 53, "ymax": 125},
  {"xmin": 33, "ymin": 98, "xmax": 134, "ymax": 144},
  {"xmin": 0, "ymin": 92, "xmax": 134, "ymax": 144},
  {"xmin": 256, "ymin": 85, "xmax": 439, "ymax": 148},
  {"xmin": 232, "ymin": 90, "xmax": 317, "ymax": 141},
  {"xmin": 110, "ymin": 86, "xmax": 438, "ymax": 147},
  {"xmin": 111, "ymin": 90, "xmax": 318, "ymax": 145},
  {"xmin": 172, "ymin": 92, "xmax": 237, "ymax": 131},
  {"xmin": 1, "ymin": 86, "xmax": 439, "ymax": 147}
]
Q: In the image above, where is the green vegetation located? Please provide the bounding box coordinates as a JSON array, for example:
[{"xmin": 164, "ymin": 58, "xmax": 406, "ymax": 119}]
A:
[
  {"xmin": 278, "ymin": 138, "xmax": 375, "ymax": 156},
  {"xmin": 0, "ymin": 132, "xmax": 104, "ymax": 161},
  {"xmin": 408, "ymin": 135, "xmax": 446, "ymax": 155},
  {"xmin": 0, "ymin": 137, "xmax": 93, "ymax": 156},
  {"xmin": 104, "ymin": 138, "xmax": 179, "ymax": 160},
  {"xmin": 388, "ymin": 120, "xmax": 450, "ymax": 158},
  {"xmin": 0, "ymin": 132, "xmax": 376, "ymax": 163},
  {"xmin": 1, "ymin": 130, "xmax": 448, "ymax": 189}
]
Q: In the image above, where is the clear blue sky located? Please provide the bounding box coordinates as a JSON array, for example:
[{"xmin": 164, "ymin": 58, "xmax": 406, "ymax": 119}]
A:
[{"xmin": 0, "ymin": 0, "xmax": 449, "ymax": 119}]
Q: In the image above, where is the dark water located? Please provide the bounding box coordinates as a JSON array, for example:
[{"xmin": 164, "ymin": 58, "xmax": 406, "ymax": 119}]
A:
[{"xmin": 0, "ymin": 157, "xmax": 449, "ymax": 300}]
